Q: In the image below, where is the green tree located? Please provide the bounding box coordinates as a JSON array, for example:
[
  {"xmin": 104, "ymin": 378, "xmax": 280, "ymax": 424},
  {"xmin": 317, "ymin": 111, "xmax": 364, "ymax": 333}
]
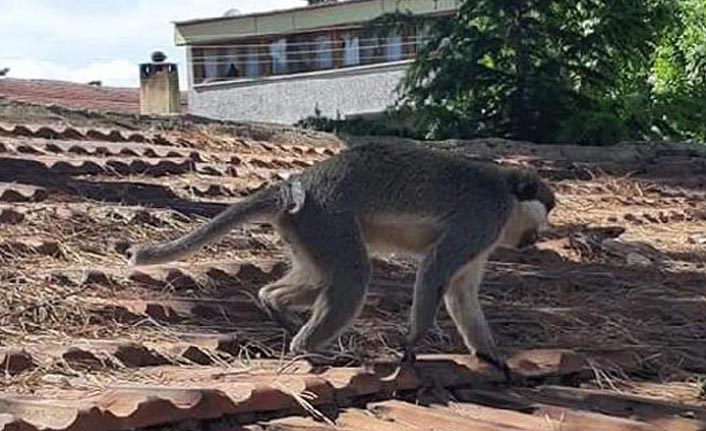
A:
[
  {"xmin": 651, "ymin": 0, "xmax": 706, "ymax": 141},
  {"xmin": 393, "ymin": 0, "xmax": 674, "ymax": 145}
]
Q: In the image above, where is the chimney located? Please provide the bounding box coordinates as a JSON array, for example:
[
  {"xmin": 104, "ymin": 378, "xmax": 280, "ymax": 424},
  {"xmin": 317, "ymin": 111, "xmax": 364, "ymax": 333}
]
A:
[{"xmin": 139, "ymin": 51, "xmax": 180, "ymax": 116}]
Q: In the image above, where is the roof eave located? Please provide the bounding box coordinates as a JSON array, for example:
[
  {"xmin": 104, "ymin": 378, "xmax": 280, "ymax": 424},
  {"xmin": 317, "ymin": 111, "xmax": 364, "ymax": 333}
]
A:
[{"xmin": 173, "ymin": 0, "xmax": 460, "ymax": 46}]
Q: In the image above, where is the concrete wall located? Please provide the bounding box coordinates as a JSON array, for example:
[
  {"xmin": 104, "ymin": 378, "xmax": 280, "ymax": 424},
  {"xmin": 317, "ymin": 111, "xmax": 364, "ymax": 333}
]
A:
[{"xmin": 188, "ymin": 62, "xmax": 408, "ymax": 124}]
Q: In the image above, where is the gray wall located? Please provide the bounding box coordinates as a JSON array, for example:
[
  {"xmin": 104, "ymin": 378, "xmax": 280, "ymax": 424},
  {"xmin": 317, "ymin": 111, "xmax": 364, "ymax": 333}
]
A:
[{"xmin": 188, "ymin": 63, "xmax": 408, "ymax": 124}]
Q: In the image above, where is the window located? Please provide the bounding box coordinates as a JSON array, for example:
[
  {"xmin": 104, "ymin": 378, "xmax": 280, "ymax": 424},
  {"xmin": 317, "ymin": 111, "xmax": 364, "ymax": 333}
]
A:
[
  {"xmin": 343, "ymin": 33, "xmax": 360, "ymax": 66},
  {"xmin": 244, "ymin": 46, "xmax": 259, "ymax": 78},
  {"xmin": 416, "ymin": 25, "xmax": 430, "ymax": 53},
  {"xmin": 315, "ymin": 35, "xmax": 332, "ymax": 69},
  {"xmin": 360, "ymin": 36, "xmax": 380, "ymax": 65},
  {"xmin": 203, "ymin": 48, "xmax": 219, "ymax": 81},
  {"xmin": 385, "ymin": 31, "xmax": 403, "ymax": 61},
  {"xmin": 270, "ymin": 38, "xmax": 288, "ymax": 74},
  {"xmin": 287, "ymin": 38, "xmax": 311, "ymax": 74},
  {"xmin": 224, "ymin": 48, "xmax": 239, "ymax": 79}
]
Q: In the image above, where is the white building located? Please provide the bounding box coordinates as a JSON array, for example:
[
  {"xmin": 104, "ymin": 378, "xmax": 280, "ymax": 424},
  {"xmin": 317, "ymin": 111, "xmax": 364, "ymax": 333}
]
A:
[{"xmin": 174, "ymin": 0, "xmax": 460, "ymax": 124}]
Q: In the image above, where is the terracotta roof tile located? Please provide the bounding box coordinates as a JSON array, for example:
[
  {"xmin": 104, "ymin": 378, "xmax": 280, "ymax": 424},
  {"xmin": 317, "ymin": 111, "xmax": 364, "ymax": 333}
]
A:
[
  {"xmin": 0, "ymin": 78, "xmax": 187, "ymax": 114},
  {"xmin": 1, "ymin": 112, "xmax": 706, "ymax": 430},
  {"xmin": 0, "ymin": 350, "xmax": 642, "ymax": 431}
]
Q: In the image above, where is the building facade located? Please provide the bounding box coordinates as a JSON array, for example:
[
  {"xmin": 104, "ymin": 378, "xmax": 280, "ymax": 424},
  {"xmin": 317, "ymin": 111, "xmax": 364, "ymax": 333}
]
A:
[{"xmin": 174, "ymin": 0, "xmax": 460, "ymax": 124}]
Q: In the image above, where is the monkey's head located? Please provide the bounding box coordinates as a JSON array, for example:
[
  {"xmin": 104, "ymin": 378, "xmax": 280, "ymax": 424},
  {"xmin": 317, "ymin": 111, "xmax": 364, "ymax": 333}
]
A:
[{"xmin": 501, "ymin": 168, "xmax": 556, "ymax": 250}]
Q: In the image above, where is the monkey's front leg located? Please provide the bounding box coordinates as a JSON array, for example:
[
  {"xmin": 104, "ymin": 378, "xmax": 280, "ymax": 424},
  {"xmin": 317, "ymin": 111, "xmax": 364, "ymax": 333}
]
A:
[
  {"xmin": 443, "ymin": 255, "xmax": 511, "ymax": 381},
  {"xmin": 403, "ymin": 229, "xmax": 482, "ymax": 364},
  {"xmin": 403, "ymin": 254, "xmax": 448, "ymax": 364}
]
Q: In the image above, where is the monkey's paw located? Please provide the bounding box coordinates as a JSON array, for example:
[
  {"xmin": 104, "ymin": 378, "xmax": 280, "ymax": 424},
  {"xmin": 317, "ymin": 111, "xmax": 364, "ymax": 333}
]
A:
[
  {"xmin": 427, "ymin": 324, "xmax": 453, "ymax": 347},
  {"xmin": 476, "ymin": 351, "xmax": 512, "ymax": 383},
  {"xmin": 260, "ymin": 304, "xmax": 302, "ymax": 336},
  {"xmin": 400, "ymin": 345, "xmax": 417, "ymax": 365}
]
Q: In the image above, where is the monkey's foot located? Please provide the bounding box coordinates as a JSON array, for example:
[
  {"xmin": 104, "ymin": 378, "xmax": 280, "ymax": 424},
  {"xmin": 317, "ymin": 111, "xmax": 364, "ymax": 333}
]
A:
[
  {"xmin": 476, "ymin": 351, "xmax": 512, "ymax": 383},
  {"xmin": 400, "ymin": 346, "xmax": 417, "ymax": 365},
  {"xmin": 427, "ymin": 325, "xmax": 453, "ymax": 347},
  {"xmin": 259, "ymin": 304, "xmax": 302, "ymax": 336},
  {"xmin": 415, "ymin": 375, "xmax": 453, "ymax": 404}
]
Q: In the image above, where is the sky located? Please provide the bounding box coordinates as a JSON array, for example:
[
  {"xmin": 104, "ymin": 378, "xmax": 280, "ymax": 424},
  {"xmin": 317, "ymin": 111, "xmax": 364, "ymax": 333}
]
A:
[{"xmin": 0, "ymin": 0, "xmax": 301, "ymax": 89}]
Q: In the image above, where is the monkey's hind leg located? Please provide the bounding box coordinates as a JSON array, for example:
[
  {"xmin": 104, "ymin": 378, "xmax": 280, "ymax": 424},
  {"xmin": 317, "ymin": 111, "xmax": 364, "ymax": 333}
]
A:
[
  {"xmin": 258, "ymin": 281, "xmax": 320, "ymax": 336},
  {"xmin": 258, "ymin": 245, "xmax": 324, "ymax": 335},
  {"xmin": 284, "ymin": 211, "xmax": 371, "ymax": 355},
  {"xmin": 444, "ymin": 254, "xmax": 511, "ymax": 380}
]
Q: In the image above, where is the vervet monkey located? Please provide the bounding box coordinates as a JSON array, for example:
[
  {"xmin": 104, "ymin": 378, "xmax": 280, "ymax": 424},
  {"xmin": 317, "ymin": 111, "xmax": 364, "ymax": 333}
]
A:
[{"xmin": 128, "ymin": 141, "xmax": 555, "ymax": 375}]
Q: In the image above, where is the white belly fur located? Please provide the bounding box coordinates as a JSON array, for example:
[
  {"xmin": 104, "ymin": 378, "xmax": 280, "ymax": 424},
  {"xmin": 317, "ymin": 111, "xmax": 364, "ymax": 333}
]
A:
[{"xmin": 360, "ymin": 214, "xmax": 442, "ymax": 256}]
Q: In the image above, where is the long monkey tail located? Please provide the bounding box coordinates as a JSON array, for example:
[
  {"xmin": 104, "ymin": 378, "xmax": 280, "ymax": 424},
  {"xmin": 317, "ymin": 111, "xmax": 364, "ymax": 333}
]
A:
[{"xmin": 128, "ymin": 185, "xmax": 284, "ymax": 266}]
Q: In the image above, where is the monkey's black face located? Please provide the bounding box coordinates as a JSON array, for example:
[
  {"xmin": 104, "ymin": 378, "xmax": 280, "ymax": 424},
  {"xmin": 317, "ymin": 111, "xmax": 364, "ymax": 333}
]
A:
[
  {"xmin": 501, "ymin": 199, "xmax": 551, "ymax": 250},
  {"xmin": 507, "ymin": 175, "xmax": 556, "ymax": 250}
]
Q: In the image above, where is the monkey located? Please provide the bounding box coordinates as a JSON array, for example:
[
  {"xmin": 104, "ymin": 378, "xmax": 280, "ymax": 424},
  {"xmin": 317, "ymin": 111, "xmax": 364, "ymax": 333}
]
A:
[{"xmin": 127, "ymin": 141, "xmax": 555, "ymax": 375}]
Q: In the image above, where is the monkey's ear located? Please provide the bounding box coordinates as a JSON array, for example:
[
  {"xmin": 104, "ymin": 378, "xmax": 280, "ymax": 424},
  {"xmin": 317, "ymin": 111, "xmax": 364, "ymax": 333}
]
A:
[{"xmin": 508, "ymin": 170, "xmax": 539, "ymax": 201}]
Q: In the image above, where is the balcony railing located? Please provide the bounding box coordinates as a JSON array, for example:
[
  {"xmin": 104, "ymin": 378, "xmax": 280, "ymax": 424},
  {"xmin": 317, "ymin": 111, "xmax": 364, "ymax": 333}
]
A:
[{"xmin": 189, "ymin": 34, "xmax": 429, "ymax": 85}]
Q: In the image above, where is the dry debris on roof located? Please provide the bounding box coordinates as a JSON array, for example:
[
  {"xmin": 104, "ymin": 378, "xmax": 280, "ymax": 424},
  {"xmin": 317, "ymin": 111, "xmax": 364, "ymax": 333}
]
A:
[{"xmin": 0, "ymin": 105, "xmax": 705, "ymax": 431}]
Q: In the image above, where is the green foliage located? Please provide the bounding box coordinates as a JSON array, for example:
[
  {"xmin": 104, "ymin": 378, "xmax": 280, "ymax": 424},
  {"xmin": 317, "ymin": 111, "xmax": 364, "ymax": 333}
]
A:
[
  {"xmin": 299, "ymin": 1, "xmax": 706, "ymax": 145},
  {"xmin": 651, "ymin": 0, "xmax": 706, "ymax": 141},
  {"xmin": 396, "ymin": 0, "xmax": 681, "ymax": 145},
  {"xmin": 295, "ymin": 107, "xmax": 424, "ymax": 139}
]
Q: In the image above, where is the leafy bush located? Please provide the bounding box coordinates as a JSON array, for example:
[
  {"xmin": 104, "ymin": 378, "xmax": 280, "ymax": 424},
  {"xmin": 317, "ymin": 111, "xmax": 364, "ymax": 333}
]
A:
[{"xmin": 296, "ymin": 107, "xmax": 425, "ymax": 139}]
